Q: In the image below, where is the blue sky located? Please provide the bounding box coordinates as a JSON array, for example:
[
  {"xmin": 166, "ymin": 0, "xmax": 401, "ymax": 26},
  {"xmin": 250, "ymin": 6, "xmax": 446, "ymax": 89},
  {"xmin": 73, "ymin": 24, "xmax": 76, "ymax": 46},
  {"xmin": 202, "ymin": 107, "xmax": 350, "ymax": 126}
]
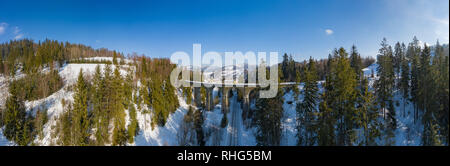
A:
[{"xmin": 0, "ymin": 0, "xmax": 448, "ymax": 61}]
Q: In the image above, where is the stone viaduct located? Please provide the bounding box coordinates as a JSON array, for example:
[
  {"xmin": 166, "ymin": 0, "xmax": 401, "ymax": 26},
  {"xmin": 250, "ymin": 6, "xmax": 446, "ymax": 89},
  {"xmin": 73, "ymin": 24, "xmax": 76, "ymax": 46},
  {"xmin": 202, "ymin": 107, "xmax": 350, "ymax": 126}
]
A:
[{"xmin": 187, "ymin": 81, "xmax": 298, "ymax": 117}]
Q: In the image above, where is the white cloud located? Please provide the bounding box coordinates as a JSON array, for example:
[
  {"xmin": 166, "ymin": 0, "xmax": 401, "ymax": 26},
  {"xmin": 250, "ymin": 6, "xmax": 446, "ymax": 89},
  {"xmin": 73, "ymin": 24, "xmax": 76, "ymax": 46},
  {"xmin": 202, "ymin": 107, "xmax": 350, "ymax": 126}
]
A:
[
  {"xmin": 14, "ymin": 34, "xmax": 24, "ymax": 40},
  {"xmin": 13, "ymin": 26, "xmax": 20, "ymax": 34},
  {"xmin": 383, "ymin": 0, "xmax": 449, "ymax": 43},
  {"xmin": 0, "ymin": 23, "xmax": 24, "ymax": 39},
  {"xmin": 431, "ymin": 17, "xmax": 449, "ymax": 26},
  {"xmin": 13, "ymin": 26, "xmax": 24, "ymax": 39},
  {"xmin": 0, "ymin": 22, "xmax": 8, "ymax": 35},
  {"xmin": 431, "ymin": 17, "xmax": 449, "ymax": 43},
  {"xmin": 325, "ymin": 29, "xmax": 334, "ymax": 35}
]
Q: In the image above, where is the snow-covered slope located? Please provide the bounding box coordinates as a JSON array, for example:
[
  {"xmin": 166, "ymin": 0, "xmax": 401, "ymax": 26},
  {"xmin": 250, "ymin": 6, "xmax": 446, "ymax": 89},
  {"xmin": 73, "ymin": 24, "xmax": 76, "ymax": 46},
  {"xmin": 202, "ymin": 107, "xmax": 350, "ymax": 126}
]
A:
[
  {"xmin": 35, "ymin": 63, "xmax": 130, "ymax": 145},
  {"xmin": 133, "ymin": 90, "xmax": 190, "ymax": 146},
  {"xmin": 363, "ymin": 63, "xmax": 378, "ymax": 77}
]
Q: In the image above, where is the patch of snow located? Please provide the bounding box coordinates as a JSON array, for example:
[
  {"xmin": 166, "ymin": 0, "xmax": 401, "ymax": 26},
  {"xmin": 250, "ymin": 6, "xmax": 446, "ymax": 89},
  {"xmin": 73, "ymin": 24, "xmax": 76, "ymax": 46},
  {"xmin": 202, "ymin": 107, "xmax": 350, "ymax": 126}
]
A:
[
  {"xmin": 133, "ymin": 90, "xmax": 190, "ymax": 146},
  {"xmin": 280, "ymin": 90, "xmax": 299, "ymax": 146},
  {"xmin": 363, "ymin": 63, "xmax": 378, "ymax": 77}
]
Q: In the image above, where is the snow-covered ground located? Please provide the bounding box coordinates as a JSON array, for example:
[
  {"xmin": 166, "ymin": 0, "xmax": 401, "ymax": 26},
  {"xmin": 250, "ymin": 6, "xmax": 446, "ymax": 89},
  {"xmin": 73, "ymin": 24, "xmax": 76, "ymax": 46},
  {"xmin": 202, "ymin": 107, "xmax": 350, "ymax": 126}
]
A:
[
  {"xmin": 392, "ymin": 89, "xmax": 423, "ymax": 146},
  {"xmin": 203, "ymin": 90, "xmax": 257, "ymax": 146},
  {"xmin": 0, "ymin": 60, "xmax": 426, "ymax": 146},
  {"xmin": 281, "ymin": 90, "xmax": 299, "ymax": 146},
  {"xmin": 59, "ymin": 63, "xmax": 128, "ymax": 85},
  {"xmin": 363, "ymin": 63, "xmax": 378, "ymax": 77},
  {"xmin": 0, "ymin": 129, "xmax": 13, "ymax": 146},
  {"xmin": 363, "ymin": 63, "xmax": 423, "ymax": 146},
  {"xmin": 133, "ymin": 90, "xmax": 190, "ymax": 146}
]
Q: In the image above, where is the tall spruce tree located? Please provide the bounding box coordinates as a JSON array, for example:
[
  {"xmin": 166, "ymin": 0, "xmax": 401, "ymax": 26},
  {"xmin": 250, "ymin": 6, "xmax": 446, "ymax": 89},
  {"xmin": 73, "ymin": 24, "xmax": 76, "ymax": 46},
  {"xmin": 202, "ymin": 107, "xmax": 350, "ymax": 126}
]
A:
[
  {"xmin": 91, "ymin": 65, "xmax": 109, "ymax": 145},
  {"xmin": 72, "ymin": 69, "xmax": 90, "ymax": 145},
  {"xmin": 400, "ymin": 43, "xmax": 410, "ymax": 117},
  {"xmin": 327, "ymin": 48, "xmax": 358, "ymax": 145},
  {"xmin": 409, "ymin": 37, "xmax": 421, "ymax": 123},
  {"xmin": 375, "ymin": 38, "xmax": 395, "ymax": 121},
  {"xmin": 111, "ymin": 67, "xmax": 127, "ymax": 145},
  {"xmin": 432, "ymin": 42, "xmax": 449, "ymax": 144},
  {"xmin": 350, "ymin": 45, "xmax": 363, "ymax": 81},
  {"xmin": 375, "ymin": 38, "xmax": 397, "ymax": 145},
  {"xmin": 357, "ymin": 78, "xmax": 381, "ymax": 145},
  {"xmin": 296, "ymin": 57, "xmax": 319, "ymax": 146},
  {"xmin": 2, "ymin": 85, "xmax": 31, "ymax": 145},
  {"xmin": 393, "ymin": 42, "xmax": 403, "ymax": 77}
]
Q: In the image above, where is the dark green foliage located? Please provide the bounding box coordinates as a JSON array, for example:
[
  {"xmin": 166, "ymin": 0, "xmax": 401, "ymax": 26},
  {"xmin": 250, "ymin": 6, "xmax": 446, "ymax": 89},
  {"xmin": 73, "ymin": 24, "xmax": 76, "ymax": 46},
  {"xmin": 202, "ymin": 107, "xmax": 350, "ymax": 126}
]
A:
[
  {"xmin": 400, "ymin": 43, "xmax": 410, "ymax": 117},
  {"xmin": 136, "ymin": 57, "xmax": 179, "ymax": 128},
  {"xmin": 67, "ymin": 58, "xmax": 113, "ymax": 64},
  {"xmin": 113, "ymin": 52, "xmax": 118, "ymax": 65},
  {"xmin": 91, "ymin": 65, "xmax": 108, "ymax": 145},
  {"xmin": 9, "ymin": 70, "xmax": 63, "ymax": 101},
  {"xmin": 317, "ymin": 93, "xmax": 335, "ymax": 146},
  {"xmin": 350, "ymin": 45, "xmax": 363, "ymax": 81},
  {"xmin": 0, "ymin": 39, "xmax": 122, "ymax": 76},
  {"xmin": 280, "ymin": 53, "xmax": 297, "ymax": 82},
  {"xmin": 375, "ymin": 38, "xmax": 396, "ymax": 121},
  {"xmin": 327, "ymin": 48, "xmax": 358, "ymax": 145},
  {"xmin": 253, "ymin": 88, "xmax": 284, "ymax": 146},
  {"xmin": 357, "ymin": 78, "xmax": 381, "ymax": 145},
  {"xmin": 393, "ymin": 42, "xmax": 404, "ymax": 77},
  {"xmin": 375, "ymin": 38, "xmax": 397, "ymax": 145},
  {"xmin": 180, "ymin": 106, "xmax": 204, "ymax": 145},
  {"xmin": 220, "ymin": 114, "xmax": 228, "ymax": 128},
  {"xmin": 409, "ymin": 37, "xmax": 421, "ymax": 122},
  {"xmin": 418, "ymin": 41, "xmax": 449, "ymax": 145},
  {"xmin": 296, "ymin": 57, "xmax": 319, "ymax": 146},
  {"xmin": 2, "ymin": 86, "xmax": 34, "ymax": 145},
  {"xmin": 193, "ymin": 109, "xmax": 205, "ymax": 146},
  {"xmin": 111, "ymin": 66, "xmax": 127, "ymax": 146},
  {"xmin": 71, "ymin": 69, "xmax": 90, "ymax": 146},
  {"xmin": 127, "ymin": 105, "xmax": 140, "ymax": 144},
  {"xmin": 200, "ymin": 86, "xmax": 207, "ymax": 106},
  {"xmin": 432, "ymin": 42, "xmax": 449, "ymax": 145},
  {"xmin": 183, "ymin": 87, "xmax": 192, "ymax": 105},
  {"xmin": 34, "ymin": 109, "xmax": 48, "ymax": 140},
  {"xmin": 293, "ymin": 69, "xmax": 301, "ymax": 100},
  {"xmin": 278, "ymin": 52, "xmax": 374, "ymax": 83}
]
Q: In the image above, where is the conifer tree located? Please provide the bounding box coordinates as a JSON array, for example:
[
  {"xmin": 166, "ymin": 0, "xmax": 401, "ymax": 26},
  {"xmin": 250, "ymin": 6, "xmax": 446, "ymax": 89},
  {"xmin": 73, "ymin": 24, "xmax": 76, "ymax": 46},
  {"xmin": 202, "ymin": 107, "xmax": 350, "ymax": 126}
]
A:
[
  {"xmin": 432, "ymin": 42, "xmax": 449, "ymax": 144},
  {"xmin": 350, "ymin": 45, "xmax": 363, "ymax": 81},
  {"xmin": 92, "ymin": 65, "xmax": 108, "ymax": 145},
  {"xmin": 409, "ymin": 37, "xmax": 421, "ymax": 123},
  {"xmin": 127, "ymin": 105, "xmax": 139, "ymax": 144},
  {"xmin": 375, "ymin": 38, "xmax": 395, "ymax": 121},
  {"xmin": 400, "ymin": 43, "xmax": 410, "ymax": 117},
  {"xmin": 112, "ymin": 67, "xmax": 127, "ymax": 145},
  {"xmin": 293, "ymin": 69, "xmax": 301, "ymax": 100},
  {"xmin": 296, "ymin": 57, "xmax": 319, "ymax": 146},
  {"xmin": 327, "ymin": 48, "xmax": 358, "ymax": 145},
  {"xmin": 113, "ymin": 51, "xmax": 118, "ymax": 65},
  {"xmin": 317, "ymin": 94, "xmax": 335, "ymax": 146},
  {"xmin": 72, "ymin": 69, "xmax": 90, "ymax": 146},
  {"xmin": 417, "ymin": 45, "xmax": 433, "ymax": 117},
  {"xmin": 2, "ymin": 86, "xmax": 30, "ymax": 145},
  {"xmin": 357, "ymin": 78, "xmax": 381, "ymax": 145},
  {"xmin": 375, "ymin": 38, "xmax": 396, "ymax": 144},
  {"xmin": 393, "ymin": 42, "xmax": 403, "ymax": 77},
  {"xmin": 254, "ymin": 91, "xmax": 284, "ymax": 146}
]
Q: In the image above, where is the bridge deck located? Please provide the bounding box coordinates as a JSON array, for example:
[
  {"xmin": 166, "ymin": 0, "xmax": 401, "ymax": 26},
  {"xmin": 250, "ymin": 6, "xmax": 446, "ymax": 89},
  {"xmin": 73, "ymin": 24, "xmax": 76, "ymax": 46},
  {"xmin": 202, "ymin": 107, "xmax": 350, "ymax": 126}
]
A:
[{"xmin": 184, "ymin": 80, "xmax": 298, "ymax": 87}]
